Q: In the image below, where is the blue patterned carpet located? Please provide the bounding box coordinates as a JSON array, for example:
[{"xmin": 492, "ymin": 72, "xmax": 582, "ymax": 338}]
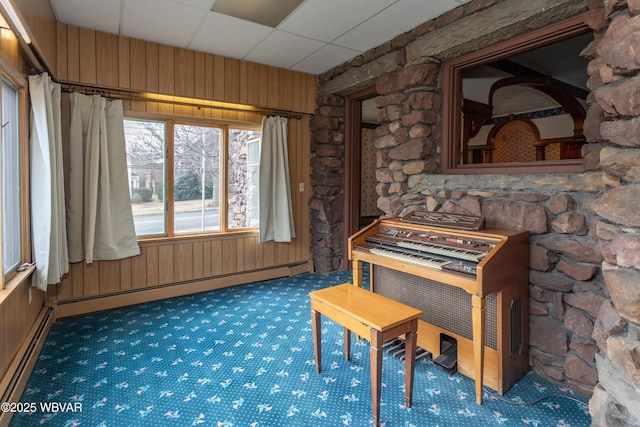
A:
[{"xmin": 10, "ymin": 269, "xmax": 591, "ymax": 427}]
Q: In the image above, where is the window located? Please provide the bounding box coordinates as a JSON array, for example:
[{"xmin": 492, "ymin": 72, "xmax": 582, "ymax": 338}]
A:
[
  {"xmin": 2, "ymin": 78, "xmax": 21, "ymax": 275},
  {"xmin": 124, "ymin": 118, "xmax": 261, "ymax": 238},
  {"xmin": 441, "ymin": 15, "xmax": 591, "ymax": 174}
]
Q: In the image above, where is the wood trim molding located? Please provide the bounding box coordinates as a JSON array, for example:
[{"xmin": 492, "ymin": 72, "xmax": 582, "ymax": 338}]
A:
[
  {"xmin": 344, "ymin": 85, "xmax": 378, "ymax": 268},
  {"xmin": 441, "ymin": 14, "xmax": 589, "ymax": 175}
]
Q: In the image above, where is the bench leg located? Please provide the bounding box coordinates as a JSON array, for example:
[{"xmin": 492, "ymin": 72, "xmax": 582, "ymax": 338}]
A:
[
  {"xmin": 344, "ymin": 327, "xmax": 351, "ymax": 361},
  {"xmin": 404, "ymin": 319, "xmax": 418, "ymax": 408},
  {"xmin": 370, "ymin": 330, "xmax": 383, "ymax": 427},
  {"xmin": 311, "ymin": 309, "xmax": 322, "ymax": 373}
]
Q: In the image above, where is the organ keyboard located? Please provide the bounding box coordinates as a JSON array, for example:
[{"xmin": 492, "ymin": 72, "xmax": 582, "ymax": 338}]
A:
[{"xmin": 348, "ymin": 216, "xmax": 530, "ymax": 403}]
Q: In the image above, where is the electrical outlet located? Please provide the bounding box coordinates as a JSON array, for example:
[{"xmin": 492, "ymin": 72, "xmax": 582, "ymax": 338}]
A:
[{"xmin": 299, "ymin": 183, "xmax": 304, "ymax": 192}]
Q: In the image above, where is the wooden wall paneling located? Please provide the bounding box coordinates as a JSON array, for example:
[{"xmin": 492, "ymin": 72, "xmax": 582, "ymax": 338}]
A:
[
  {"xmin": 211, "ymin": 240, "xmax": 223, "ymax": 275},
  {"xmin": 202, "ymin": 241, "xmax": 212, "ymax": 277},
  {"xmin": 222, "ymin": 239, "xmax": 236, "ymax": 274},
  {"xmin": 280, "ymin": 69, "xmax": 294, "ymax": 112},
  {"xmin": 213, "ymin": 55, "xmax": 225, "ymax": 102},
  {"xmin": 158, "ymin": 244, "xmax": 174, "ymax": 284},
  {"xmin": 174, "ymin": 48, "xmax": 194, "ymax": 116},
  {"xmin": 83, "ymin": 262, "xmax": 100, "ymax": 296},
  {"xmin": 258, "ymin": 64, "xmax": 269, "ymax": 107},
  {"xmin": 173, "ymin": 242, "xmax": 193, "ymax": 282},
  {"xmin": 130, "ymin": 39, "xmax": 147, "ymax": 91},
  {"xmin": 246, "ymin": 62, "xmax": 261, "ymax": 107},
  {"xmin": 66, "ymin": 25, "xmax": 80, "ymax": 83},
  {"xmin": 2, "ymin": 30, "xmax": 20, "ymax": 67},
  {"xmin": 55, "ymin": 271, "xmax": 73, "ymax": 302},
  {"xmin": 274, "ymin": 243, "xmax": 288, "ymax": 270},
  {"xmin": 56, "ymin": 23, "xmax": 68, "ymax": 80},
  {"xmin": 235, "ymin": 238, "xmax": 246, "ymax": 272},
  {"xmin": 17, "ymin": 0, "xmax": 57, "ymax": 72},
  {"xmin": 262, "ymin": 241, "xmax": 275, "ymax": 267},
  {"xmin": 267, "ymin": 66, "xmax": 279, "ymax": 109},
  {"xmin": 95, "ymin": 32, "xmax": 119, "ymax": 88},
  {"xmin": 145, "ymin": 245, "xmax": 160, "ymax": 286},
  {"xmin": 204, "ymin": 54, "xmax": 215, "ymax": 106},
  {"xmin": 0, "ymin": 274, "xmax": 44, "ymax": 385},
  {"xmin": 292, "ymin": 71, "xmax": 302, "ymax": 112},
  {"xmin": 239, "ymin": 61, "xmax": 248, "ymax": 108},
  {"xmin": 99, "ymin": 260, "xmax": 120, "ymax": 294},
  {"xmin": 305, "ymin": 74, "xmax": 317, "ymax": 112},
  {"xmin": 252, "ymin": 239, "xmax": 263, "ymax": 269},
  {"xmin": 243, "ymin": 236, "xmax": 257, "ymax": 271},
  {"xmin": 224, "ymin": 58, "xmax": 240, "ymax": 105},
  {"xmin": 194, "ymin": 51, "xmax": 206, "ymax": 118},
  {"xmin": 192, "ymin": 241, "xmax": 204, "ymax": 278},
  {"xmin": 158, "ymin": 45, "xmax": 174, "ymax": 115},
  {"xmin": 78, "ymin": 28, "xmax": 96, "ymax": 85},
  {"xmin": 146, "ymin": 43, "xmax": 161, "ymax": 113},
  {"xmin": 131, "ymin": 247, "xmax": 148, "ymax": 288},
  {"xmin": 118, "ymin": 36, "xmax": 131, "ymax": 89},
  {"xmin": 70, "ymin": 261, "xmax": 85, "ymax": 298},
  {"xmin": 119, "ymin": 257, "xmax": 132, "ymax": 290},
  {"xmin": 174, "ymin": 48, "xmax": 194, "ymax": 98}
]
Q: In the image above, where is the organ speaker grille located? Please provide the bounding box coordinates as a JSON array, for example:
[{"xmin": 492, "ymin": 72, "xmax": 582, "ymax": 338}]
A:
[{"xmin": 373, "ymin": 266, "xmax": 498, "ymax": 349}]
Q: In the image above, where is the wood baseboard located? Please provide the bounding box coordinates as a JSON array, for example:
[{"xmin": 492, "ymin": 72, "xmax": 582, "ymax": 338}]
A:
[
  {"xmin": 53, "ymin": 262, "xmax": 310, "ymax": 319},
  {"xmin": 0, "ymin": 307, "xmax": 54, "ymax": 427}
]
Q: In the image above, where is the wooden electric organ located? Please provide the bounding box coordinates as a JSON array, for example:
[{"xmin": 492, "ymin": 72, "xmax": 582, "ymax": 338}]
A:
[{"xmin": 348, "ymin": 212, "xmax": 529, "ymax": 404}]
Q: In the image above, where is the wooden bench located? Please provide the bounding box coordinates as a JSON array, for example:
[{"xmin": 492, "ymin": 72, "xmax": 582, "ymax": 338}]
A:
[{"xmin": 309, "ymin": 283, "xmax": 423, "ymax": 426}]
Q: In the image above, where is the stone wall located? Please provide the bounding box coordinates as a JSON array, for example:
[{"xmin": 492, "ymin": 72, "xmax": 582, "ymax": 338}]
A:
[
  {"xmin": 585, "ymin": 1, "xmax": 640, "ymax": 425},
  {"xmin": 310, "ymin": 0, "xmax": 640, "ymax": 424}
]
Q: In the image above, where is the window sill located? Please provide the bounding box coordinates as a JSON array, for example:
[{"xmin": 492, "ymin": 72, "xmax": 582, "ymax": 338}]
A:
[
  {"xmin": 137, "ymin": 229, "xmax": 260, "ymax": 245},
  {"xmin": 0, "ymin": 265, "xmax": 36, "ymax": 305}
]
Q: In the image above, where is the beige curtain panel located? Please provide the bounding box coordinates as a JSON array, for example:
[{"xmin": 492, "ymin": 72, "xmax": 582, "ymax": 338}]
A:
[
  {"xmin": 29, "ymin": 73, "xmax": 69, "ymax": 290},
  {"xmin": 67, "ymin": 93, "xmax": 140, "ymax": 263},
  {"xmin": 259, "ymin": 115, "xmax": 296, "ymax": 243}
]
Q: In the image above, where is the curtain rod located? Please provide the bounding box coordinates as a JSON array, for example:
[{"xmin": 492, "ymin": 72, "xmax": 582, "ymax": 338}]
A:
[{"xmin": 59, "ymin": 82, "xmax": 306, "ymax": 120}]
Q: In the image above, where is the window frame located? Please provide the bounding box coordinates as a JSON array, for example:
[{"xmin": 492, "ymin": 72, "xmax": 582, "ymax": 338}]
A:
[
  {"xmin": 124, "ymin": 112, "xmax": 262, "ymax": 242},
  {"xmin": 441, "ymin": 14, "xmax": 590, "ymax": 175},
  {"xmin": 0, "ymin": 55, "xmax": 29, "ymax": 285}
]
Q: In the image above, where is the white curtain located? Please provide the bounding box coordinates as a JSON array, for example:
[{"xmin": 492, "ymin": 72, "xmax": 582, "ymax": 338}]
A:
[
  {"xmin": 259, "ymin": 116, "xmax": 295, "ymax": 243},
  {"xmin": 67, "ymin": 92, "xmax": 140, "ymax": 263},
  {"xmin": 29, "ymin": 73, "xmax": 69, "ymax": 291}
]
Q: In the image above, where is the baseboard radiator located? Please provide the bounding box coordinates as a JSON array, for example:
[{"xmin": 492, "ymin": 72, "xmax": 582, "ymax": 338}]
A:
[
  {"xmin": 0, "ymin": 306, "xmax": 55, "ymax": 427},
  {"xmin": 54, "ymin": 261, "xmax": 310, "ymax": 319}
]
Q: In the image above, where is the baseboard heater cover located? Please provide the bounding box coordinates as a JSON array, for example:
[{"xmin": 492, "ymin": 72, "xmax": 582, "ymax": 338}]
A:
[
  {"xmin": 0, "ymin": 306, "xmax": 54, "ymax": 427},
  {"xmin": 54, "ymin": 262, "xmax": 310, "ymax": 318}
]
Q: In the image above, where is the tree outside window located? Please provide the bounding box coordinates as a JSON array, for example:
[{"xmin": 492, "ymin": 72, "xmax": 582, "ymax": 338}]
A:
[{"xmin": 124, "ymin": 118, "xmax": 261, "ymax": 238}]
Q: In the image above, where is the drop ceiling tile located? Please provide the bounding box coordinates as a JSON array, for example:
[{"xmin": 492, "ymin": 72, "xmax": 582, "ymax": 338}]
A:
[
  {"xmin": 122, "ymin": 0, "xmax": 207, "ymax": 47},
  {"xmin": 244, "ymin": 30, "xmax": 325, "ymax": 69},
  {"xmin": 334, "ymin": 0, "xmax": 464, "ymax": 52},
  {"xmin": 291, "ymin": 43, "xmax": 360, "ymax": 74},
  {"xmin": 50, "ymin": 0, "xmax": 121, "ymax": 34},
  {"xmin": 278, "ymin": 0, "xmax": 395, "ymax": 43},
  {"xmin": 190, "ymin": 13, "xmax": 272, "ymax": 58}
]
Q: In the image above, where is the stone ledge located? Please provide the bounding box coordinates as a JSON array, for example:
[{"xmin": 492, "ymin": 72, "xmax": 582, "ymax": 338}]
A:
[
  {"xmin": 406, "ymin": 0, "xmax": 587, "ymax": 61},
  {"xmin": 409, "ymin": 171, "xmax": 604, "ymax": 193}
]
